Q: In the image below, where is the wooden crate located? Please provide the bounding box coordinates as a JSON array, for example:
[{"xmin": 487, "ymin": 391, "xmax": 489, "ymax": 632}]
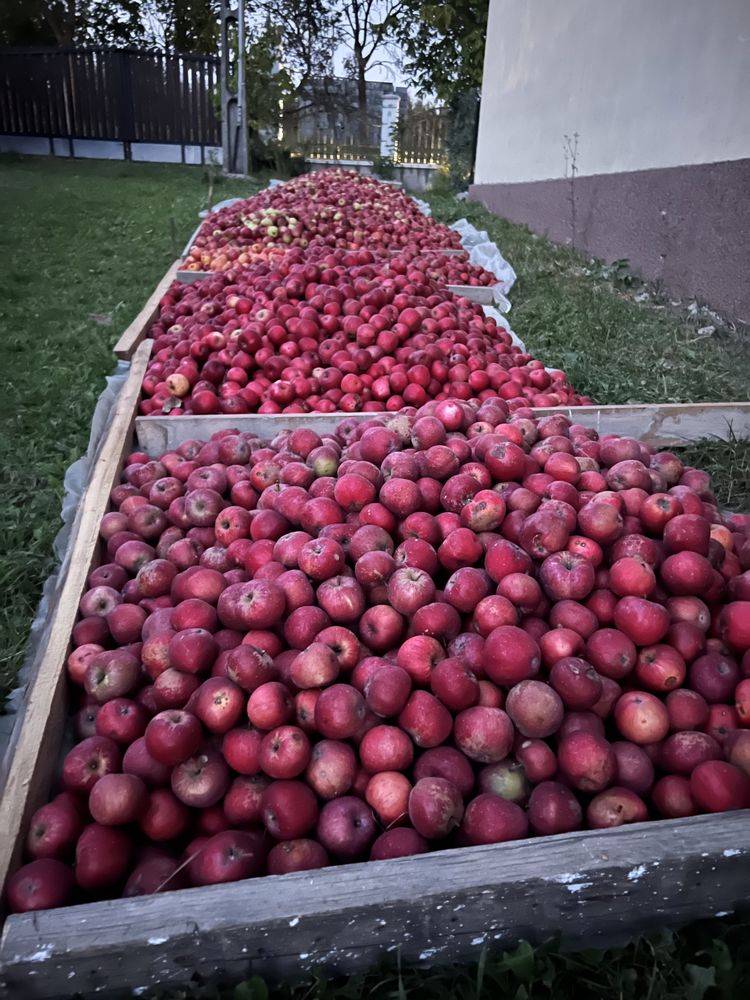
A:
[
  {"xmin": 119, "ymin": 256, "xmax": 493, "ymax": 350},
  {"xmin": 134, "ymin": 401, "xmax": 750, "ymax": 458},
  {"xmin": 1, "ymin": 357, "xmax": 750, "ymax": 996},
  {"xmin": 113, "ymin": 261, "xmax": 182, "ymax": 360}
]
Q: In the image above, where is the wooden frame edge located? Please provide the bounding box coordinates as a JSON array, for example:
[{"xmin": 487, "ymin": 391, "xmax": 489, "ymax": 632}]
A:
[
  {"xmin": 134, "ymin": 401, "xmax": 750, "ymax": 457},
  {"xmin": 1, "ymin": 811, "xmax": 749, "ymax": 998},
  {"xmin": 0, "ymin": 342, "xmax": 152, "ymax": 903},
  {"xmin": 113, "ymin": 260, "xmax": 181, "ymax": 360}
]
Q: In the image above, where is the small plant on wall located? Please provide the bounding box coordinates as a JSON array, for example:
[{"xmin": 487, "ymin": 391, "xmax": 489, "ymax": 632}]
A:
[{"xmin": 563, "ymin": 132, "xmax": 580, "ymax": 248}]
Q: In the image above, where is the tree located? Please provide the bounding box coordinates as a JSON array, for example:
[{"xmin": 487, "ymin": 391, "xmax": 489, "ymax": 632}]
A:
[
  {"xmin": 254, "ymin": 0, "xmax": 336, "ymax": 90},
  {"xmin": 338, "ymin": 0, "xmax": 405, "ymax": 144},
  {"xmin": 386, "ymin": 0, "xmax": 489, "ymax": 100},
  {"xmin": 140, "ymin": 0, "xmax": 220, "ymax": 54},
  {"xmin": 0, "ymin": 0, "xmax": 144, "ymax": 46}
]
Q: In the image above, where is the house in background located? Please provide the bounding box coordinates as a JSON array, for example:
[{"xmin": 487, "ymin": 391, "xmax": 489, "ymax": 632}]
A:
[
  {"xmin": 286, "ymin": 78, "xmax": 410, "ymax": 151},
  {"xmin": 471, "ymin": 0, "xmax": 750, "ymax": 322}
]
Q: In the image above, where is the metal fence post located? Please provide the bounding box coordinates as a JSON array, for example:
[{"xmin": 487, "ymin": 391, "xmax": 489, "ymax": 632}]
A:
[{"xmin": 220, "ymin": 0, "xmax": 248, "ymax": 175}]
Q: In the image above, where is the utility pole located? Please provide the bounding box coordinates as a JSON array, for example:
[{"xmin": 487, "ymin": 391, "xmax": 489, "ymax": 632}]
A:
[{"xmin": 220, "ymin": 0, "xmax": 248, "ymax": 176}]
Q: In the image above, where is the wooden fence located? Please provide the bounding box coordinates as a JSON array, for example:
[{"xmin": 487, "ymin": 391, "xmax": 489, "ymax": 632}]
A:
[
  {"xmin": 0, "ymin": 47, "xmax": 220, "ymax": 147},
  {"xmin": 396, "ymin": 106, "xmax": 449, "ymax": 165},
  {"xmin": 289, "ymin": 108, "xmax": 449, "ymax": 166}
]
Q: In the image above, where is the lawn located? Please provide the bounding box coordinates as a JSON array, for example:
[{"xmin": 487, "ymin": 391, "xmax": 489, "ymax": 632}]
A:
[{"xmin": 0, "ymin": 157, "xmax": 748, "ymax": 999}]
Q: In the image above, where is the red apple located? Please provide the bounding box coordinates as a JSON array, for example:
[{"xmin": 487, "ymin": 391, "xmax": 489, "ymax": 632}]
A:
[
  {"xmin": 586, "ymin": 788, "xmax": 648, "ymax": 828},
  {"xmin": 614, "ymin": 691, "xmax": 670, "ymax": 744},
  {"xmin": 189, "ymin": 830, "xmax": 265, "ymax": 886},
  {"xmin": 6, "ymin": 859, "xmax": 75, "ymax": 913},
  {"xmin": 527, "ymin": 781, "xmax": 582, "ymax": 835},
  {"xmin": 145, "ymin": 709, "xmax": 202, "ymax": 765},
  {"xmin": 89, "ymin": 773, "xmax": 148, "ymax": 826},
  {"xmin": 482, "ymin": 626, "xmax": 541, "ymax": 686},
  {"xmin": 453, "ymin": 706, "xmax": 514, "ymax": 762},
  {"xmin": 505, "ymin": 680, "xmax": 564, "ymax": 737},
  {"xmin": 305, "ymin": 739, "xmax": 357, "ymax": 799},
  {"xmin": 397, "ymin": 691, "xmax": 452, "ymax": 748},
  {"xmin": 557, "ymin": 731, "xmax": 616, "ymax": 791},
  {"xmin": 370, "ymin": 828, "xmax": 429, "ymax": 860},
  {"xmin": 75, "ymin": 823, "xmax": 132, "ymax": 890},
  {"xmin": 413, "ymin": 746, "xmax": 476, "ymax": 799},
  {"xmin": 267, "ymin": 839, "xmax": 330, "ymax": 875},
  {"xmin": 690, "ymin": 760, "xmax": 748, "ymax": 812},
  {"xmin": 317, "ymin": 796, "xmax": 377, "ymax": 859},
  {"xmin": 460, "ymin": 793, "xmax": 528, "ymax": 845}
]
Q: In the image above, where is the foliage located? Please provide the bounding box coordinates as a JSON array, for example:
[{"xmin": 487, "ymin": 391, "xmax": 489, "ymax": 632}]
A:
[
  {"xmin": 387, "ymin": 0, "xmax": 489, "ymax": 101},
  {"xmin": 254, "ymin": 0, "xmax": 337, "ymax": 92},
  {"xmin": 140, "ymin": 0, "xmax": 221, "ymax": 54},
  {"xmin": 446, "ymin": 88, "xmax": 479, "ymax": 188},
  {"xmin": 145, "ymin": 914, "xmax": 750, "ymax": 998},
  {"xmin": 339, "ymin": 0, "xmax": 406, "ymax": 141},
  {"xmin": 0, "ymin": 0, "xmax": 144, "ymax": 46},
  {"xmin": 372, "ymin": 154, "xmax": 396, "ymax": 179},
  {"xmin": 245, "ymin": 21, "xmax": 293, "ymax": 133}
]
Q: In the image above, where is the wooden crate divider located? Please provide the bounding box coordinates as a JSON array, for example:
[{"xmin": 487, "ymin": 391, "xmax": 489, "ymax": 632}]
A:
[
  {"xmin": 113, "ymin": 260, "xmax": 182, "ymax": 360},
  {"xmin": 176, "ymin": 269, "xmax": 216, "ymax": 284},
  {"xmin": 134, "ymin": 401, "xmax": 750, "ymax": 458},
  {"xmin": 446, "ymin": 283, "xmax": 498, "ymax": 304}
]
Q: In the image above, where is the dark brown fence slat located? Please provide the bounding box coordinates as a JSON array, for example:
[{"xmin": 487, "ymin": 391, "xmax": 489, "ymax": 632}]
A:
[{"xmin": 0, "ymin": 47, "xmax": 220, "ymax": 145}]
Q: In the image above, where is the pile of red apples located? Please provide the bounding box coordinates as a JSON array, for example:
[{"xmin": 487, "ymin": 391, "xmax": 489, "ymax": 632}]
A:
[
  {"xmin": 142, "ymin": 246, "xmax": 587, "ymax": 417},
  {"xmin": 9, "ymin": 401, "xmax": 750, "ymax": 913},
  {"xmin": 182, "ymin": 170, "xmax": 462, "ymax": 273},
  {"xmin": 395, "ymin": 250, "xmax": 498, "ymax": 288}
]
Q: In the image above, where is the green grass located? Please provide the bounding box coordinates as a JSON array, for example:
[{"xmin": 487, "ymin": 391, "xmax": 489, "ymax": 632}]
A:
[
  {"xmin": 0, "ymin": 160, "xmax": 748, "ymax": 1000},
  {"xmin": 0, "ymin": 156, "xmax": 260, "ymax": 701},
  {"xmin": 678, "ymin": 437, "xmax": 750, "ymax": 514},
  {"xmin": 151, "ymin": 916, "xmax": 750, "ymax": 999}
]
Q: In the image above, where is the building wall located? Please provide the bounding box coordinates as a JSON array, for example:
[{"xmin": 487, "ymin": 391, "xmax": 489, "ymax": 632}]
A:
[{"xmin": 470, "ymin": 0, "xmax": 750, "ymax": 321}]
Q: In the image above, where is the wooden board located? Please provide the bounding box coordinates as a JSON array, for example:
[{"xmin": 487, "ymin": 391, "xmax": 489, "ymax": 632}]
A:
[
  {"xmin": 1, "ymin": 811, "xmax": 749, "ymax": 999},
  {"xmin": 0, "ymin": 342, "xmax": 151, "ymax": 908},
  {"xmin": 446, "ymin": 283, "xmax": 498, "ymax": 304},
  {"xmin": 534, "ymin": 402, "xmax": 750, "ymax": 446},
  {"xmin": 176, "ymin": 269, "xmax": 216, "ymax": 284},
  {"xmin": 113, "ymin": 260, "xmax": 181, "ymax": 360},
  {"xmin": 134, "ymin": 401, "xmax": 750, "ymax": 457}
]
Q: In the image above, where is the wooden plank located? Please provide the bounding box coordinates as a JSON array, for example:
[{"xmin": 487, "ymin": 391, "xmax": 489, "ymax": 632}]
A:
[
  {"xmin": 113, "ymin": 260, "xmax": 181, "ymax": 360},
  {"xmin": 135, "ymin": 402, "xmax": 750, "ymax": 457},
  {"xmin": 0, "ymin": 342, "xmax": 150, "ymax": 910},
  {"xmin": 1, "ymin": 811, "xmax": 749, "ymax": 999},
  {"xmin": 136, "ymin": 410, "xmax": 374, "ymax": 455},
  {"xmin": 446, "ymin": 283, "xmax": 498, "ymax": 304},
  {"xmin": 175, "ymin": 269, "xmax": 216, "ymax": 284},
  {"xmin": 532, "ymin": 402, "xmax": 750, "ymax": 448}
]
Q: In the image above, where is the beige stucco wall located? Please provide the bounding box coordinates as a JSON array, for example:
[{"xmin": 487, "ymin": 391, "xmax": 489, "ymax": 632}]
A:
[{"xmin": 475, "ymin": 0, "xmax": 750, "ymax": 184}]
